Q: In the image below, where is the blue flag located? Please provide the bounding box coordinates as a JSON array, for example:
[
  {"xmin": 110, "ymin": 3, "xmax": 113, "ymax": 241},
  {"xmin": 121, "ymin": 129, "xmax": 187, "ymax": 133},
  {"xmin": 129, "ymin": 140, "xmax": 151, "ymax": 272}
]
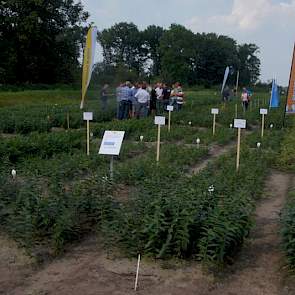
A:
[{"xmin": 269, "ymin": 79, "xmax": 280, "ymax": 108}]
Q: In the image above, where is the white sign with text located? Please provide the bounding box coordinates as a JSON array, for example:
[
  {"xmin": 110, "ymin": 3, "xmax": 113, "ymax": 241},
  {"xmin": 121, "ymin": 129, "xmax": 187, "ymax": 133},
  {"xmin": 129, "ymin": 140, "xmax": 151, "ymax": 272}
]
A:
[
  {"xmin": 83, "ymin": 112, "xmax": 93, "ymax": 121},
  {"xmin": 211, "ymin": 108, "xmax": 219, "ymax": 115},
  {"xmin": 260, "ymin": 108, "xmax": 268, "ymax": 115},
  {"xmin": 167, "ymin": 105, "xmax": 174, "ymax": 111},
  {"xmin": 154, "ymin": 116, "xmax": 166, "ymax": 126},
  {"xmin": 234, "ymin": 119, "xmax": 246, "ymax": 129},
  {"xmin": 99, "ymin": 131, "xmax": 125, "ymax": 156}
]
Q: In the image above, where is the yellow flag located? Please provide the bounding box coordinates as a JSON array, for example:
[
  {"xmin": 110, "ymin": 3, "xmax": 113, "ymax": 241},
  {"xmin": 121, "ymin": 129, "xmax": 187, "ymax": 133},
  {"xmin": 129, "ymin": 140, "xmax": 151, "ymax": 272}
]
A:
[
  {"xmin": 286, "ymin": 43, "xmax": 295, "ymax": 114},
  {"xmin": 80, "ymin": 26, "xmax": 97, "ymax": 109}
]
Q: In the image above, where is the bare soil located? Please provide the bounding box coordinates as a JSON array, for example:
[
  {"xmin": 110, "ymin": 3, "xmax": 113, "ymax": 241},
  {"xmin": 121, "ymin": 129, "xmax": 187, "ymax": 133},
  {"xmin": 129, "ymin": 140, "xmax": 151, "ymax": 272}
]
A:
[{"xmin": 1, "ymin": 171, "xmax": 294, "ymax": 294}]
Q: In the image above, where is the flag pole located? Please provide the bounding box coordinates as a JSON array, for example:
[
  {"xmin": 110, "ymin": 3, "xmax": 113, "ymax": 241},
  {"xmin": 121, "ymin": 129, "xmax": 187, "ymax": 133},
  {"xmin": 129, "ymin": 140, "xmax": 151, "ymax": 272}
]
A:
[{"xmin": 282, "ymin": 43, "xmax": 295, "ymax": 128}]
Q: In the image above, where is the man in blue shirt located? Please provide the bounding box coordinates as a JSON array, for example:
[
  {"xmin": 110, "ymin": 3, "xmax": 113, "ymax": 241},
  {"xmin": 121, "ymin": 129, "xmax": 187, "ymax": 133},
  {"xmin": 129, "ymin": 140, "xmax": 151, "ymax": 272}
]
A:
[{"xmin": 118, "ymin": 81, "xmax": 133, "ymax": 120}]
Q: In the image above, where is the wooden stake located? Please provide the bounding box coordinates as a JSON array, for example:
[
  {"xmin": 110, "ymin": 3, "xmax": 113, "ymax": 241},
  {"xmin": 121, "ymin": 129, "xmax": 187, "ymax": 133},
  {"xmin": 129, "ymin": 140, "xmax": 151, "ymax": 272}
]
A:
[
  {"xmin": 67, "ymin": 112, "xmax": 70, "ymax": 129},
  {"xmin": 261, "ymin": 114, "xmax": 265, "ymax": 138},
  {"xmin": 213, "ymin": 114, "xmax": 216, "ymax": 136},
  {"xmin": 236, "ymin": 128, "xmax": 241, "ymax": 171},
  {"xmin": 110, "ymin": 156, "xmax": 114, "ymax": 180},
  {"xmin": 86, "ymin": 120, "xmax": 90, "ymax": 156},
  {"xmin": 134, "ymin": 254, "xmax": 141, "ymax": 291},
  {"xmin": 156, "ymin": 124, "xmax": 161, "ymax": 162},
  {"xmin": 168, "ymin": 111, "xmax": 171, "ymax": 132}
]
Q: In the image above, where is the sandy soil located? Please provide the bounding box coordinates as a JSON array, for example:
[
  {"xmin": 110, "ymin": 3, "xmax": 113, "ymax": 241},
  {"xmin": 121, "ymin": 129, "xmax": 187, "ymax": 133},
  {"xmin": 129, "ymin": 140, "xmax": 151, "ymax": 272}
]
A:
[{"xmin": 1, "ymin": 171, "xmax": 294, "ymax": 294}]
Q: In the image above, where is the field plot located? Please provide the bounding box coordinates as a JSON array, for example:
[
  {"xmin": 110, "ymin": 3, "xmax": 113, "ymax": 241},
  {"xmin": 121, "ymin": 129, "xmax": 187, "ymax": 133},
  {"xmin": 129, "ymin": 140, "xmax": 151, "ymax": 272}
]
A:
[{"xmin": 0, "ymin": 89, "xmax": 294, "ymax": 294}]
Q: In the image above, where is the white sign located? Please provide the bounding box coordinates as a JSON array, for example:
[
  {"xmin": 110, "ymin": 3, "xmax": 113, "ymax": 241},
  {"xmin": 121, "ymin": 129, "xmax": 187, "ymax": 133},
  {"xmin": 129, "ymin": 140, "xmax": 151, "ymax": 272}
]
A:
[
  {"xmin": 154, "ymin": 116, "xmax": 166, "ymax": 126},
  {"xmin": 99, "ymin": 131, "xmax": 125, "ymax": 156},
  {"xmin": 260, "ymin": 108, "xmax": 268, "ymax": 115},
  {"xmin": 83, "ymin": 112, "xmax": 93, "ymax": 121},
  {"xmin": 167, "ymin": 105, "xmax": 174, "ymax": 111},
  {"xmin": 234, "ymin": 119, "xmax": 246, "ymax": 129},
  {"xmin": 211, "ymin": 108, "xmax": 219, "ymax": 115}
]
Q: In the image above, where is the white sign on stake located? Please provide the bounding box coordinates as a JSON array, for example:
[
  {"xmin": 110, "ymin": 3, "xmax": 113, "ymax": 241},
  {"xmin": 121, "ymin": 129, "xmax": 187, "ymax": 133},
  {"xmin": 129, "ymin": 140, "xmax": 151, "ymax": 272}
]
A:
[
  {"xmin": 154, "ymin": 116, "xmax": 165, "ymax": 126},
  {"xmin": 99, "ymin": 131, "xmax": 125, "ymax": 156},
  {"xmin": 234, "ymin": 119, "xmax": 246, "ymax": 129},
  {"xmin": 260, "ymin": 108, "xmax": 268, "ymax": 115},
  {"xmin": 211, "ymin": 108, "xmax": 219, "ymax": 115},
  {"xmin": 83, "ymin": 112, "xmax": 93, "ymax": 121},
  {"xmin": 167, "ymin": 105, "xmax": 174, "ymax": 112}
]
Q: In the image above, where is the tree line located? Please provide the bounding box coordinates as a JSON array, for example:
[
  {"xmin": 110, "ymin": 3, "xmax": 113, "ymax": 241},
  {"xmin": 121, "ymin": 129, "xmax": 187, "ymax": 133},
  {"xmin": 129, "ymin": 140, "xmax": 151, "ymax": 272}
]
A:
[{"xmin": 0, "ymin": 1, "xmax": 260, "ymax": 87}]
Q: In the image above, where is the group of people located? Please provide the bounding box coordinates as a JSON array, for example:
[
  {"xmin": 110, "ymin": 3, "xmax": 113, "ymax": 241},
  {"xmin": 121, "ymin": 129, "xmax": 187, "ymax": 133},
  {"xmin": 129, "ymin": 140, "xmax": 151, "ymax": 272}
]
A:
[{"xmin": 100, "ymin": 81, "xmax": 185, "ymax": 120}]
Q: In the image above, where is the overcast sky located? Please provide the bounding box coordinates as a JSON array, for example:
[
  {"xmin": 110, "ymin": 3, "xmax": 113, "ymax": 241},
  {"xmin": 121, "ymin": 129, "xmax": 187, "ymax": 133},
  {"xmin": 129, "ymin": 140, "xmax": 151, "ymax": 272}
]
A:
[{"xmin": 82, "ymin": 0, "xmax": 295, "ymax": 86}]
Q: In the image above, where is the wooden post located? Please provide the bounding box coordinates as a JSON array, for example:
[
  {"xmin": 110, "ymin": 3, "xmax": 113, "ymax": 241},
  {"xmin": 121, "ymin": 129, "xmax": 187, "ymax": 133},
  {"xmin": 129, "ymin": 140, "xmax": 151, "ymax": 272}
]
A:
[
  {"xmin": 168, "ymin": 111, "xmax": 171, "ymax": 132},
  {"xmin": 110, "ymin": 156, "xmax": 114, "ymax": 180},
  {"xmin": 213, "ymin": 114, "xmax": 216, "ymax": 136},
  {"xmin": 156, "ymin": 124, "xmax": 161, "ymax": 162},
  {"xmin": 261, "ymin": 114, "xmax": 265, "ymax": 138},
  {"xmin": 86, "ymin": 120, "xmax": 90, "ymax": 156},
  {"xmin": 67, "ymin": 112, "xmax": 70, "ymax": 129},
  {"xmin": 236, "ymin": 128, "xmax": 241, "ymax": 171},
  {"xmin": 235, "ymin": 103, "xmax": 238, "ymax": 118},
  {"xmin": 134, "ymin": 254, "xmax": 141, "ymax": 291}
]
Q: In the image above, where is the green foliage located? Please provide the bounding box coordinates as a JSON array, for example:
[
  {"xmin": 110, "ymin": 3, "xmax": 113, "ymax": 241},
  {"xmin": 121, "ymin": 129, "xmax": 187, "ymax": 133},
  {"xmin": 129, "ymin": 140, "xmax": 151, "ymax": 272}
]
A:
[
  {"xmin": 0, "ymin": 0, "xmax": 89, "ymax": 84},
  {"xmin": 276, "ymin": 127, "xmax": 295, "ymax": 172},
  {"xmin": 281, "ymin": 191, "xmax": 295, "ymax": 270}
]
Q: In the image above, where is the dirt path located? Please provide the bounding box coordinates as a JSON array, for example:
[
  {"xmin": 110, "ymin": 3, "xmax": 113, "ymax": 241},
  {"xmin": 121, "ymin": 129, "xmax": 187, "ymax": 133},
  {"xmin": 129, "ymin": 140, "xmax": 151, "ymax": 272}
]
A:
[
  {"xmin": 206, "ymin": 171, "xmax": 294, "ymax": 295},
  {"xmin": 5, "ymin": 171, "xmax": 293, "ymax": 295},
  {"xmin": 189, "ymin": 141, "xmax": 235, "ymax": 175}
]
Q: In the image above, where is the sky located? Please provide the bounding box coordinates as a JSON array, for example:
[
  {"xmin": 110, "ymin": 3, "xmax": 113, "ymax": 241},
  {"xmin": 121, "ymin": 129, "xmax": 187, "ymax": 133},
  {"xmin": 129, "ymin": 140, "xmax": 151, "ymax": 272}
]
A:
[{"xmin": 82, "ymin": 0, "xmax": 295, "ymax": 86}]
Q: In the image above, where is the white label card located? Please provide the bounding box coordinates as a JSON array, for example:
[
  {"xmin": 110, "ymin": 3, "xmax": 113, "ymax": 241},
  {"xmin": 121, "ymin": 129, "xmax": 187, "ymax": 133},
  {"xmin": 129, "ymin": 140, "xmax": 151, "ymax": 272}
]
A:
[
  {"xmin": 234, "ymin": 119, "xmax": 246, "ymax": 129},
  {"xmin": 154, "ymin": 116, "xmax": 166, "ymax": 125},
  {"xmin": 83, "ymin": 112, "xmax": 93, "ymax": 121},
  {"xmin": 99, "ymin": 131, "xmax": 125, "ymax": 156},
  {"xmin": 167, "ymin": 105, "xmax": 174, "ymax": 111},
  {"xmin": 211, "ymin": 108, "xmax": 219, "ymax": 115},
  {"xmin": 260, "ymin": 108, "xmax": 268, "ymax": 115}
]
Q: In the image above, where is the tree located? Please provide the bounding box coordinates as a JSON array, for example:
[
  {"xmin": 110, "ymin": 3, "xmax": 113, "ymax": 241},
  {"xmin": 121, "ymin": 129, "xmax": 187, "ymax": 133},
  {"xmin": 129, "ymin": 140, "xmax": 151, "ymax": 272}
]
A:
[
  {"xmin": 159, "ymin": 24, "xmax": 198, "ymax": 85},
  {"xmin": 196, "ymin": 33, "xmax": 239, "ymax": 86},
  {"xmin": 98, "ymin": 22, "xmax": 144, "ymax": 73},
  {"xmin": 238, "ymin": 44, "xmax": 260, "ymax": 85},
  {"xmin": 0, "ymin": 0, "xmax": 89, "ymax": 84},
  {"xmin": 141, "ymin": 25, "xmax": 165, "ymax": 77}
]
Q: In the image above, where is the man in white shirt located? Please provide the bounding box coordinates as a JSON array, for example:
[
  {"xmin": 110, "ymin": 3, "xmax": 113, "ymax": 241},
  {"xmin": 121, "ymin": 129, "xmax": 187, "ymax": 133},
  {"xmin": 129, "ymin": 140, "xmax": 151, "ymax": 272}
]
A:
[
  {"xmin": 135, "ymin": 83, "xmax": 150, "ymax": 118},
  {"xmin": 155, "ymin": 83, "xmax": 163, "ymax": 114}
]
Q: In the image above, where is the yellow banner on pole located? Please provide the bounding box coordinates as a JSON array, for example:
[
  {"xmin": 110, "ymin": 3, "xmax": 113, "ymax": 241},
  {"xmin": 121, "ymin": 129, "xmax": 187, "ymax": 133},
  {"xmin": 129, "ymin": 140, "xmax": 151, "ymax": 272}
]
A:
[
  {"xmin": 286, "ymin": 43, "xmax": 295, "ymax": 114},
  {"xmin": 80, "ymin": 26, "xmax": 97, "ymax": 109}
]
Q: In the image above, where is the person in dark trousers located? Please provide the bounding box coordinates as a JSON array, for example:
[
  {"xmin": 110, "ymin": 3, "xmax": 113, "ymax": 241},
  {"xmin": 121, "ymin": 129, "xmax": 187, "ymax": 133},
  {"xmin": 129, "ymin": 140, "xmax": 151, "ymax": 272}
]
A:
[
  {"xmin": 162, "ymin": 83, "xmax": 171, "ymax": 111},
  {"xmin": 149, "ymin": 84, "xmax": 157, "ymax": 115},
  {"xmin": 241, "ymin": 88, "xmax": 249, "ymax": 111},
  {"xmin": 118, "ymin": 81, "xmax": 132, "ymax": 120}
]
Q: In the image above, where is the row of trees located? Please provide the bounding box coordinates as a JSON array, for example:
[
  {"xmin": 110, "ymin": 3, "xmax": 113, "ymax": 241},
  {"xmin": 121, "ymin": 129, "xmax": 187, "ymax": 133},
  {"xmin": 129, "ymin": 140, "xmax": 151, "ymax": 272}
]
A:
[
  {"xmin": 0, "ymin": 1, "xmax": 260, "ymax": 86},
  {"xmin": 0, "ymin": 0, "xmax": 89, "ymax": 84},
  {"xmin": 97, "ymin": 23, "xmax": 261, "ymax": 86}
]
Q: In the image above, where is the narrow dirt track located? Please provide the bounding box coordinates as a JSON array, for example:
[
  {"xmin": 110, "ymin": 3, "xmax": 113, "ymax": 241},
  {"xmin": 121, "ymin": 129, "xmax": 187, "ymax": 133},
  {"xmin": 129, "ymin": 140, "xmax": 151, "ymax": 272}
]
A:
[{"xmin": 2, "ymin": 171, "xmax": 294, "ymax": 294}]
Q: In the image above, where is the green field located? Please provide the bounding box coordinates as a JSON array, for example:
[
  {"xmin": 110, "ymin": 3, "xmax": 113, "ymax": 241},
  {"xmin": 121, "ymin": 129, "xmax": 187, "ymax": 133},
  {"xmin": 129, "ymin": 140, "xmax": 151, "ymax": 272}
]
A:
[{"xmin": 0, "ymin": 89, "xmax": 294, "ymax": 267}]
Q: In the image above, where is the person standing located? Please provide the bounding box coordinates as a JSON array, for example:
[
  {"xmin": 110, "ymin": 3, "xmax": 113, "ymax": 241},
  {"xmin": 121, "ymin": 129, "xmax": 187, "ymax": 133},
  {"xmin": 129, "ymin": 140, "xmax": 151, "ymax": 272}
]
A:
[
  {"xmin": 162, "ymin": 83, "xmax": 171, "ymax": 111},
  {"xmin": 222, "ymin": 86, "xmax": 230, "ymax": 102},
  {"xmin": 118, "ymin": 81, "xmax": 132, "ymax": 120},
  {"xmin": 135, "ymin": 83, "xmax": 150, "ymax": 118},
  {"xmin": 149, "ymin": 84, "xmax": 157, "ymax": 115},
  {"xmin": 171, "ymin": 82, "xmax": 184, "ymax": 111},
  {"xmin": 155, "ymin": 83, "xmax": 163, "ymax": 114},
  {"xmin": 100, "ymin": 84, "xmax": 109, "ymax": 111},
  {"xmin": 131, "ymin": 83, "xmax": 140, "ymax": 118},
  {"xmin": 241, "ymin": 88, "xmax": 249, "ymax": 111}
]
